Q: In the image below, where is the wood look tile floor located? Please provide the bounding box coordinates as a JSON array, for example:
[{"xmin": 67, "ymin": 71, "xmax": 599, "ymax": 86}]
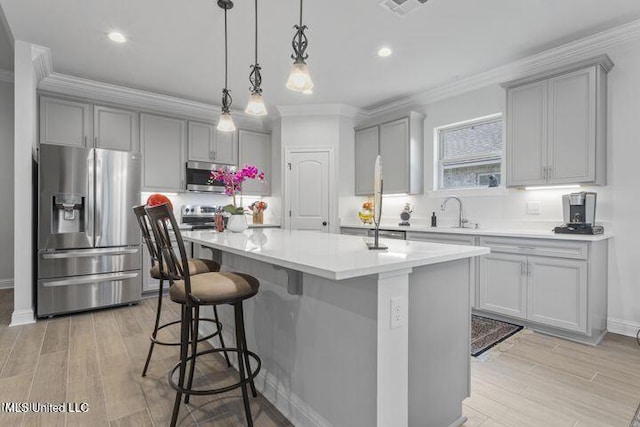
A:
[
  {"xmin": 0, "ymin": 289, "xmax": 292, "ymax": 427},
  {"xmin": 0, "ymin": 288, "xmax": 639, "ymax": 426}
]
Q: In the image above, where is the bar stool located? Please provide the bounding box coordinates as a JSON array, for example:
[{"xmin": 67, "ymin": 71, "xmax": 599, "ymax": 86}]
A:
[
  {"xmin": 132, "ymin": 205, "xmax": 231, "ymax": 377},
  {"xmin": 145, "ymin": 203, "xmax": 261, "ymax": 427}
]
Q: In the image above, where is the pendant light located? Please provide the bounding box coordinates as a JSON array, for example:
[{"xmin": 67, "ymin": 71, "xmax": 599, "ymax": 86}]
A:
[
  {"xmin": 286, "ymin": 0, "xmax": 314, "ymax": 92},
  {"xmin": 245, "ymin": 0, "xmax": 267, "ymax": 116},
  {"xmin": 217, "ymin": 0, "xmax": 236, "ymax": 132}
]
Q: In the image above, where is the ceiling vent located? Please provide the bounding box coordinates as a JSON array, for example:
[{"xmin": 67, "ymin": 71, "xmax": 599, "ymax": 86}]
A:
[{"xmin": 379, "ymin": 0, "xmax": 429, "ymax": 17}]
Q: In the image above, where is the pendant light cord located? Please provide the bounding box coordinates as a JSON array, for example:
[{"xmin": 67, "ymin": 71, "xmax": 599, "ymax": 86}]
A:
[
  {"xmin": 254, "ymin": 0, "xmax": 258, "ymax": 64},
  {"xmin": 299, "ymin": 0, "xmax": 303, "ymax": 28},
  {"xmin": 224, "ymin": 8, "xmax": 228, "ymax": 89}
]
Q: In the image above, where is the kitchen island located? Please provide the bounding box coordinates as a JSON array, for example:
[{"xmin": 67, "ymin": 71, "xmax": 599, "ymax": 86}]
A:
[{"xmin": 182, "ymin": 229, "xmax": 489, "ymax": 427}]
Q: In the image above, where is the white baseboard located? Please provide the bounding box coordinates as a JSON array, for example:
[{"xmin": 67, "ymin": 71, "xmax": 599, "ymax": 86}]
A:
[
  {"xmin": 200, "ymin": 324, "xmax": 331, "ymax": 427},
  {"xmin": 607, "ymin": 317, "xmax": 640, "ymax": 337},
  {"xmin": 10, "ymin": 308, "xmax": 35, "ymax": 327},
  {"xmin": 0, "ymin": 278, "xmax": 13, "ymax": 289}
]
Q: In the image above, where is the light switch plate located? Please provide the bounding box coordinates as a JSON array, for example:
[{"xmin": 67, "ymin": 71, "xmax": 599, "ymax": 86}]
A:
[{"xmin": 527, "ymin": 201, "xmax": 541, "ymax": 215}]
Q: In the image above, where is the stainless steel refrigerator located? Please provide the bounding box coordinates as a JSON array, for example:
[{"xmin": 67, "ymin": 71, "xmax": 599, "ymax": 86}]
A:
[{"xmin": 37, "ymin": 144, "xmax": 142, "ymax": 317}]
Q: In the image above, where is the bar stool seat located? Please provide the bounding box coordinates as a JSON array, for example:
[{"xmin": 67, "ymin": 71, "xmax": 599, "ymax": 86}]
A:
[
  {"xmin": 170, "ymin": 272, "xmax": 259, "ymax": 304},
  {"xmin": 150, "ymin": 258, "xmax": 219, "ymax": 279}
]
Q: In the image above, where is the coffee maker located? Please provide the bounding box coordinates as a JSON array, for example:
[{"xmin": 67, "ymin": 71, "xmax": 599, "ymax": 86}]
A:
[{"xmin": 554, "ymin": 192, "xmax": 604, "ymax": 234}]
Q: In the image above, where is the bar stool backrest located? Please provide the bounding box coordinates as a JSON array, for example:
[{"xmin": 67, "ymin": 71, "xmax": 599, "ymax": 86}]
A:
[
  {"xmin": 132, "ymin": 205, "xmax": 160, "ymax": 270},
  {"xmin": 144, "ymin": 204, "xmax": 194, "ymax": 300}
]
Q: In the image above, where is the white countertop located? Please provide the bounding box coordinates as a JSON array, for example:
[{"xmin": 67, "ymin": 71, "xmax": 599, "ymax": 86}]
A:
[
  {"xmin": 182, "ymin": 229, "xmax": 489, "ymax": 281},
  {"xmin": 178, "ymin": 223, "xmax": 281, "ymax": 230},
  {"xmin": 340, "ymin": 222, "xmax": 613, "ymax": 242}
]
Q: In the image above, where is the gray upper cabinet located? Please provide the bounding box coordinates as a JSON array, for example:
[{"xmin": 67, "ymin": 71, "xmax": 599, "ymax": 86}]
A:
[
  {"xmin": 188, "ymin": 121, "xmax": 216, "ymax": 162},
  {"xmin": 94, "ymin": 105, "xmax": 139, "ymax": 152},
  {"xmin": 238, "ymin": 129, "xmax": 271, "ymax": 196},
  {"xmin": 140, "ymin": 113, "xmax": 186, "ymax": 191},
  {"xmin": 380, "ymin": 118, "xmax": 410, "ymax": 194},
  {"xmin": 187, "ymin": 122, "xmax": 237, "ymax": 165},
  {"xmin": 40, "ymin": 96, "xmax": 92, "ymax": 147},
  {"xmin": 504, "ymin": 56, "xmax": 612, "ymax": 187},
  {"xmin": 214, "ymin": 129, "xmax": 238, "ymax": 165},
  {"xmin": 354, "ymin": 126, "xmax": 379, "ymax": 195},
  {"xmin": 354, "ymin": 112, "xmax": 424, "ymax": 195}
]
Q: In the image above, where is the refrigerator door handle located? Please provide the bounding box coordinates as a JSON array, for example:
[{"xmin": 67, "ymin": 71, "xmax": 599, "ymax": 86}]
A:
[
  {"xmin": 41, "ymin": 271, "xmax": 140, "ymax": 288},
  {"xmin": 94, "ymin": 154, "xmax": 103, "ymax": 245},
  {"xmin": 41, "ymin": 247, "xmax": 140, "ymax": 259},
  {"xmin": 86, "ymin": 149, "xmax": 95, "ymax": 244}
]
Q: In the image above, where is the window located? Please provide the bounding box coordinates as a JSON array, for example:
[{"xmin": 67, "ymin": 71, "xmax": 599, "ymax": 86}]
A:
[{"xmin": 436, "ymin": 114, "xmax": 503, "ymax": 190}]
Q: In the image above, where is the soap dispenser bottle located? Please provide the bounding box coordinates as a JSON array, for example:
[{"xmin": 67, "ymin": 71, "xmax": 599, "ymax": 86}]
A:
[{"xmin": 431, "ymin": 212, "xmax": 437, "ymax": 227}]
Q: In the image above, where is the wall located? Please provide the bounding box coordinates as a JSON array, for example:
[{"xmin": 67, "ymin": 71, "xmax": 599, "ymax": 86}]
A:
[
  {"xmin": 340, "ymin": 39, "xmax": 640, "ymax": 335},
  {"xmin": 12, "ymin": 40, "xmax": 38, "ymax": 325},
  {"xmin": 0, "ymin": 80, "xmax": 13, "ymax": 288},
  {"xmin": 278, "ymin": 111, "xmax": 355, "ymax": 233}
]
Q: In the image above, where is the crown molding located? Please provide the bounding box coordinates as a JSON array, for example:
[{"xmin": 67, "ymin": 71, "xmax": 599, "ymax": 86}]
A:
[
  {"xmin": 31, "ymin": 44, "xmax": 52, "ymax": 82},
  {"xmin": 38, "ymin": 72, "xmax": 269, "ymax": 129},
  {"xmin": 0, "ymin": 69, "xmax": 13, "ymax": 84},
  {"xmin": 364, "ymin": 18, "xmax": 640, "ymax": 118},
  {"xmin": 276, "ymin": 103, "xmax": 363, "ymax": 118},
  {"xmin": 0, "ymin": 6, "xmax": 14, "ymax": 48}
]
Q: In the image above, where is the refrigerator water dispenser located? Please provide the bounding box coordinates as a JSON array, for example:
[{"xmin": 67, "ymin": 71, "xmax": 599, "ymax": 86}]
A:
[{"xmin": 52, "ymin": 193, "xmax": 85, "ymax": 234}]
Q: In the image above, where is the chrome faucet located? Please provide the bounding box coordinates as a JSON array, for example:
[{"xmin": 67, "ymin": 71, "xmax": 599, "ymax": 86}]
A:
[{"xmin": 440, "ymin": 196, "xmax": 468, "ymax": 228}]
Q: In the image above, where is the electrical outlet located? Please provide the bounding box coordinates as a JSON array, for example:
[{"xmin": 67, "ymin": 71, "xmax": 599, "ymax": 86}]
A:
[
  {"xmin": 527, "ymin": 201, "xmax": 541, "ymax": 215},
  {"xmin": 390, "ymin": 296, "xmax": 406, "ymax": 329}
]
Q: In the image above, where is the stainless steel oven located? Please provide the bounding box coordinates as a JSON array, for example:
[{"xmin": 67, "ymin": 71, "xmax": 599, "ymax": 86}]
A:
[{"xmin": 186, "ymin": 161, "xmax": 235, "ymax": 193}]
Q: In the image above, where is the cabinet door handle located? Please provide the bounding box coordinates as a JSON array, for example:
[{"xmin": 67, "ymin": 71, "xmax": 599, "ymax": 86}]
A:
[
  {"xmin": 527, "ymin": 261, "xmax": 533, "ymax": 277},
  {"xmin": 521, "ymin": 261, "xmax": 526, "ymax": 276},
  {"xmin": 212, "ymin": 150, "xmax": 217, "ymax": 160},
  {"xmin": 94, "ymin": 136, "xmax": 98, "ymax": 147},
  {"xmin": 84, "ymin": 136, "xmax": 88, "ymax": 146},
  {"xmin": 547, "ymin": 166, "xmax": 553, "ymax": 179}
]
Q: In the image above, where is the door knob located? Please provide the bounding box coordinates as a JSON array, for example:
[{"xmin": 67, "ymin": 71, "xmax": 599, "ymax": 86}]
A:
[{"xmin": 322, "ymin": 221, "xmax": 328, "ymax": 226}]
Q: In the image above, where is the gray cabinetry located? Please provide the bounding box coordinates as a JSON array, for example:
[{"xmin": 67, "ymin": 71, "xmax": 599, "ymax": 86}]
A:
[
  {"xmin": 94, "ymin": 105, "xmax": 139, "ymax": 152},
  {"xmin": 238, "ymin": 129, "xmax": 271, "ymax": 196},
  {"xmin": 140, "ymin": 113, "xmax": 186, "ymax": 192},
  {"xmin": 504, "ymin": 56, "xmax": 612, "ymax": 187},
  {"xmin": 478, "ymin": 252, "xmax": 528, "ymax": 319},
  {"xmin": 187, "ymin": 121, "xmax": 216, "ymax": 162},
  {"xmin": 477, "ymin": 236, "xmax": 604, "ymax": 343},
  {"xmin": 354, "ymin": 126, "xmax": 379, "ymax": 195},
  {"xmin": 354, "ymin": 112, "xmax": 423, "ymax": 195},
  {"xmin": 40, "ymin": 96, "xmax": 92, "ymax": 147},
  {"xmin": 214, "ymin": 129, "xmax": 238, "ymax": 165}
]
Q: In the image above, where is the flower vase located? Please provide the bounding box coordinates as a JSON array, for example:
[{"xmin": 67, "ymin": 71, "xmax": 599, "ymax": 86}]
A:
[
  {"xmin": 252, "ymin": 211, "xmax": 264, "ymax": 225},
  {"xmin": 226, "ymin": 214, "xmax": 248, "ymax": 233}
]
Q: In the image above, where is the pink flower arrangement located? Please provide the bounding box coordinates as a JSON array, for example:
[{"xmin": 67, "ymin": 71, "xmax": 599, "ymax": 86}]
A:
[{"xmin": 209, "ymin": 165, "xmax": 265, "ymax": 197}]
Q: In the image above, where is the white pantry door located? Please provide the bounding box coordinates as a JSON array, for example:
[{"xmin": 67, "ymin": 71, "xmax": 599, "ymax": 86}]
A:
[{"xmin": 286, "ymin": 150, "xmax": 330, "ymax": 232}]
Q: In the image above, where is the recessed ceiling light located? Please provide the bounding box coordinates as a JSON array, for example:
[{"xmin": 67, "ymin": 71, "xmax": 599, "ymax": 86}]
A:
[
  {"xmin": 107, "ymin": 32, "xmax": 127, "ymax": 44},
  {"xmin": 378, "ymin": 47, "xmax": 392, "ymax": 57},
  {"xmin": 303, "ymin": 89, "xmax": 313, "ymax": 95}
]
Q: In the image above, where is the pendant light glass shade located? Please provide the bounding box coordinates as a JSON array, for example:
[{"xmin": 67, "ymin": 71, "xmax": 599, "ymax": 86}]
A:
[
  {"xmin": 245, "ymin": 93, "xmax": 267, "ymax": 116},
  {"xmin": 217, "ymin": 112, "xmax": 236, "ymax": 132},
  {"xmin": 286, "ymin": 62, "xmax": 314, "ymax": 92}
]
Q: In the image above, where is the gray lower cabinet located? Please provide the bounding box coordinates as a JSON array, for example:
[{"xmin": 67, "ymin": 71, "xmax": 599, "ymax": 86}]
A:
[
  {"xmin": 40, "ymin": 96, "xmax": 92, "ymax": 147},
  {"xmin": 238, "ymin": 129, "xmax": 271, "ymax": 195},
  {"xmin": 340, "ymin": 227, "xmax": 369, "ymax": 237},
  {"xmin": 140, "ymin": 113, "xmax": 187, "ymax": 191},
  {"xmin": 478, "ymin": 252, "xmax": 528, "ymax": 319},
  {"xmin": 477, "ymin": 236, "xmax": 605, "ymax": 344},
  {"xmin": 94, "ymin": 105, "xmax": 139, "ymax": 152}
]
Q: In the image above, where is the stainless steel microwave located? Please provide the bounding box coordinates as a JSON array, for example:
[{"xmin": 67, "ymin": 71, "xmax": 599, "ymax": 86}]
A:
[{"xmin": 185, "ymin": 161, "xmax": 235, "ymax": 193}]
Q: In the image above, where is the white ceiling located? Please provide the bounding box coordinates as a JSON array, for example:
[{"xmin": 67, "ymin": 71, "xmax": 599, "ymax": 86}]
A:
[{"xmin": 1, "ymin": 0, "xmax": 640, "ymax": 111}]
